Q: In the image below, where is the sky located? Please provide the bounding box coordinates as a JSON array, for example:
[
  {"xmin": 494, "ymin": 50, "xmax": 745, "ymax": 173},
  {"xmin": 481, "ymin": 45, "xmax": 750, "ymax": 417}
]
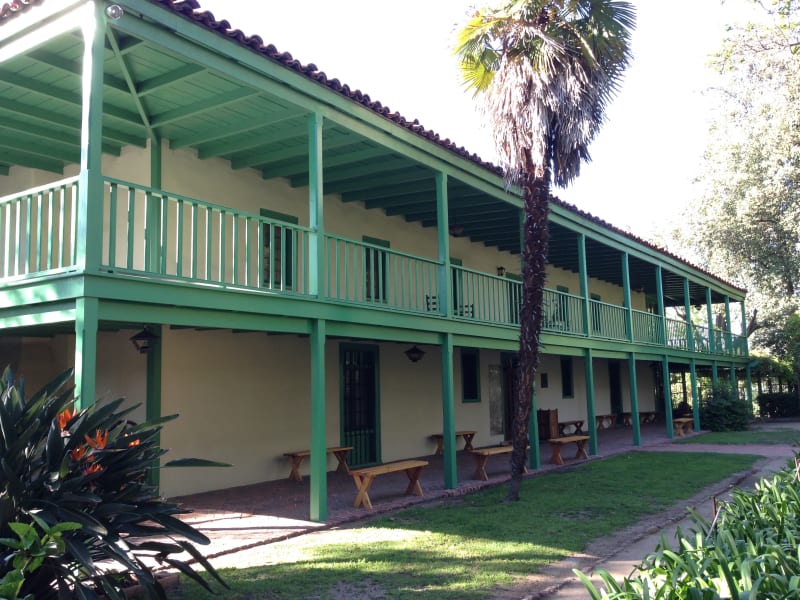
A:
[{"xmin": 197, "ymin": 0, "xmax": 762, "ymax": 239}]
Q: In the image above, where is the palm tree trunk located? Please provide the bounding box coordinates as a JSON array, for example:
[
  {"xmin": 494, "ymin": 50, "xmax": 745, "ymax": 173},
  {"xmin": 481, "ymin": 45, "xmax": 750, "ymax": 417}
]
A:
[{"xmin": 506, "ymin": 169, "xmax": 550, "ymax": 502}]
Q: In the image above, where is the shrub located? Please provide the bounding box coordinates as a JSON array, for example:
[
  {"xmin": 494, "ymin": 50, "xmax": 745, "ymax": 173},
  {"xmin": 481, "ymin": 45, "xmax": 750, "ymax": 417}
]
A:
[
  {"xmin": 576, "ymin": 455, "xmax": 800, "ymax": 598},
  {"xmin": 756, "ymin": 392, "xmax": 800, "ymax": 418},
  {"xmin": 0, "ymin": 366, "xmax": 228, "ymax": 599},
  {"xmin": 699, "ymin": 385, "xmax": 749, "ymax": 431}
]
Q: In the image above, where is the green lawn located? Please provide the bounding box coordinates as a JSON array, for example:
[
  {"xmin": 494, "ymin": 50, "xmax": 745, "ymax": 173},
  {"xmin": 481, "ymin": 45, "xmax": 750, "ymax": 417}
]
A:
[
  {"xmin": 176, "ymin": 452, "xmax": 759, "ymax": 599},
  {"xmin": 676, "ymin": 429, "xmax": 800, "ymax": 445}
]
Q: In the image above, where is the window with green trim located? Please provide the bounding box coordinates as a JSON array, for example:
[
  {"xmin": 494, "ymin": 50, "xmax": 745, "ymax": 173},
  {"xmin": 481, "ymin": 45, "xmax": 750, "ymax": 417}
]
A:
[
  {"xmin": 560, "ymin": 356, "xmax": 574, "ymax": 398},
  {"xmin": 363, "ymin": 236, "xmax": 389, "ymax": 302},
  {"xmin": 260, "ymin": 208, "xmax": 297, "ymax": 290},
  {"xmin": 461, "ymin": 348, "xmax": 480, "ymax": 402}
]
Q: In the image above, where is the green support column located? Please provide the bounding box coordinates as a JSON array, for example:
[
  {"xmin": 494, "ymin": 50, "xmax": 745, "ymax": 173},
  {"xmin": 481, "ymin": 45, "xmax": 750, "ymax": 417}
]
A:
[
  {"xmin": 628, "ymin": 353, "xmax": 641, "ymax": 446},
  {"xmin": 435, "ymin": 173, "xmax": 452, "ymax": 317},
  {"xmin": 529, "ymin": 381, "xmax": 540, "ymax": 469},
  {"xmin": 706, "ymin": 288, "xmax": 716, "ymax": 354},
  {"xmin": 712, "ymin": 360, "xmax": 719, "ymax": 390},
  {"xmin": 74, "ymin": 297, "xmax": 98, "ymax": 410},
  {"xmin": 741, "ymin": 300, "xmax": 749, "ymax": 357},
  {"xmin": 441, "ymin": 333, "xmax": 457, "ymax": 488},
  {"xmin": 745, "ymin": 363, "xmax": 754, "ymax": 416},
  {"xmin": 309, "ymin": 319, "xmax": 327, "ymax": 521},
  {"xmin": 684, "ymin": 278, "xmax": 695, "ymax": 352},
  {"xmin": 146, "ymin": 324, "xmax": 162, "ymax": 488},
  {"xmin": 584, "ymin": 349, "xmax": 598, "ymax": 455},
  {"xmin": 308, "ymin": 113, "xmax": 325, "ymax": 296},
  {"xmin": 655, "ymin": 266, "xmax": 666, "ymax": 345},
  {"xmin": 578, "ymin": 234, "xmax": 591, "ymax": 336},
  {"xmin": 724, "ymin": 296, "xmax": 733, "ymax": 354},
  {"xmin": 622, "ymin": 253, "xmax": 633, "ymax": 342},
  {"xmin": 76, "ymin": 2, "xmax": 106, "ymax": 273},
  {"xmin": 689, "ymin": 358, "xmax": 700, "ymax": 431},
  {"xmin": 663, "ymin": 355, "xmax": 674, "ymax": 438}
]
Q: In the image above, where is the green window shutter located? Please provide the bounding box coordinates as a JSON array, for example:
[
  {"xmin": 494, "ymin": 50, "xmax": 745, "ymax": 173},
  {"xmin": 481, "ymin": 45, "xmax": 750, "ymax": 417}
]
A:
[
  {"xmin": 260, "ymin": 209, "xmax": 298, "ymax": 290},
  {"xmin": 461, "ymin": 347, "xmax": 480, "ymax": 403},
  {"xmin": 362, "ymin": 236, "xmax": 390, "ymax": 302}
]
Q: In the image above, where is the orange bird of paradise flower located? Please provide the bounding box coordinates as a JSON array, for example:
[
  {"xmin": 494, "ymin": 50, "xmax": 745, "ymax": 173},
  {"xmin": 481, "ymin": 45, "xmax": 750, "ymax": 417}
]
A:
[
  {"xmin": 57, "ymin": 408, "xmax": 75, "ymax": 430},
  {"xmin": 70, "ymin": 445, "xmax": 87, "ymax": 461},
  {"xmin": 85, "ymin": 429, "xmax": 109, "ymax": 450}
]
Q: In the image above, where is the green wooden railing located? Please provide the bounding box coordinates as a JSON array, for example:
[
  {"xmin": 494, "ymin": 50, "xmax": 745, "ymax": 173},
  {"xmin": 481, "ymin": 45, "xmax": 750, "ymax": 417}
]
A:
[
  {"xmin": 589, "ymin": 298, "xmax": 628, "ymax": 341},
  {"xmin": 103, "ymin": 178, "xmax": 311, "ymax": 293},
  {"xmin": 325, "ymin": 235, "xmax": 440, "ymax": 312},
  {"xmin": 0, "ymin": 177, "xmax": 79, "ymax": 280},
  {"xmin": 543, "ymin": 288, "xmax": 586, "ymax": 336},
  {"xmin": 450, "ymin": 265, "xmax": 522, "ymax": 325},
  {"xmin": 0, "ymin": 177, "xmax": 749, "ymax": 359}
]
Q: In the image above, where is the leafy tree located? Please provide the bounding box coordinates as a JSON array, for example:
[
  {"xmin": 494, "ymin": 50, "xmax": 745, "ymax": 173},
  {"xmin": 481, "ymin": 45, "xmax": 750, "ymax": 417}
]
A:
[
  {"xmin": 676, "ymin": 2, "xmax": 800, "ymax": 350},
  {"xmin": 455, "ymin": 0, "xmax": 634, "ymax": 500}
]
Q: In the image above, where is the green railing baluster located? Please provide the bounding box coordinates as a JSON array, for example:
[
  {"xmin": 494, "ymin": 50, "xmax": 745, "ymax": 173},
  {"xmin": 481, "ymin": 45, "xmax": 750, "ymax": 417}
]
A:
[
  {"xmin": 190, "ymin": 203, "xmax": 198, "ymax": 279},
  {"xmin": 144, "ymin": 191, "xmax": 151, "ymax": 270},
  {"xmin": 108, "ymin": 183, "xmax": 117, "ymax": 268},
  {"xmin": 46, "ymin": 189, "xmax": 54, "ymax": 270},
  {"xmin": 244, "ymin": 216, "xmax": 251, "ymax": 287},
  {"xmin": 126, "ymin": 187, "xmax": 135, "ymax": 270},
  {"xmin": 231, "ymin": 211, "xmax": 238, "ymax": 284},
  {"xmin": 177, "ymin": 199, "xmax": 185, "ymax": 279},
  {"xmin": 35, "ymin": 192, "xmax": 44, "ymax": 272},
  {"xmin": 1, "ymin": 203, "xmax": 8, "ymax": 277},
  {"xmin": 256, "ymin": 217, "xmax": 264, "ymax": 287},
  {"xmin": 24, "ymin": 195, "xmax": 32, "ymax": 275},
  {"xmin": 205, "ymin": 207, "xmax": 212, "ymax": 281},
  {"xmin": 160, "ymin": 194, "xmax": 168, "ymax": 275},
  {"xmin": 334, "ymin": 238, "xmax": 341, "ymax": 299},
  {"xmin": 219, "ymin": 210, "xmax": 226, "ymax": 284},
  {"xmin": 69, "ymin": 183, "xmax": 77, "ymax": 265}
]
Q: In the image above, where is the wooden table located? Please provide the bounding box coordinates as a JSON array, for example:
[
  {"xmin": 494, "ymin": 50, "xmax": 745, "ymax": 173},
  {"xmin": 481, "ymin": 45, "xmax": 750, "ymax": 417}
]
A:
[
  {"xmin": 672, "ymin": 417, "xmax": 694, "ymax": 437},
  {"xmin": 430, "ymin": 430, "xmax": 476, "ymax": 455},
  {"xmin": 283, "ymin": 446, "xmax": 353, "ymax": 482},
  {"xmin": 557, "ymin": 419, "xmax": 585, "ymax": 436},
  {"xmin": 469, "ymin": 445, "xmax": 526, "ymax": 480},
  {"xmin": 350, "ymin": 459, "xmax": 428, "ymax": 509},
  {"xmin": 548, "ymin": 435, "xmax": 590, "ymax": 465}
]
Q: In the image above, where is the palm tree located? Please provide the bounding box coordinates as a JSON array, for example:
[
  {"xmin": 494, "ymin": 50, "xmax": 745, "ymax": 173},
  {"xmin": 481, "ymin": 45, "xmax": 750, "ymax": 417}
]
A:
[{"xmin": 456, "ymin": 0, "xmax": 635, "ymax": 500}]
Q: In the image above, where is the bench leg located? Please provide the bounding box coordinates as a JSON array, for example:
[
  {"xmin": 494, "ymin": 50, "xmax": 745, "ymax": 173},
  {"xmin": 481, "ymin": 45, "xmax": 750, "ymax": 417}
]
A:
[
  {"xmin": 472, "ymin": 454, "xmax": 490, "ymax": 480},
  {"xmin": 462, "ymin": 433, "xmax": 475, "ymax": 451},
  {"xmin": 575, "ymin": 440, "xmax": 589, "ymax": 460},
  {"xmin": 352, "ymin": 473, "xmax": 376, "ymax": 509},
  {"xmin": 404, "ymin": 467, "xmax": 424, "ymax": 496},
  {"xmin": 434, "ymin": 438, "xmax": 444, "ymax": 455},
  {"xmin": 549, "ymin": 444, "xmax": 565, "ymax": 465},
  {"xmin": 333, "ymin": 450, "xmax": 351, "ymax": 473},
  {"xmin": 287, "ymin": 456, "xmax": 305, "ymax": 482}
]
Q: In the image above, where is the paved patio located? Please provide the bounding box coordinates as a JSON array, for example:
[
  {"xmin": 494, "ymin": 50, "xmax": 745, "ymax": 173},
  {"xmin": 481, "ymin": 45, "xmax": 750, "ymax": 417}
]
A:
[{"xmin": 171, "ymin": 424, "xmax": 678, "ymax": 559}]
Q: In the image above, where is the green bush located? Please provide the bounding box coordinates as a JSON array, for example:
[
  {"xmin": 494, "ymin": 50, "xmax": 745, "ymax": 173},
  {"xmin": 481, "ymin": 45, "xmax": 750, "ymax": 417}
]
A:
[
  {"xmin": 757, "ymin": 392, "xmax": 800, "ymax": 418},
  {"xmin": 0, "ymin": 366, "xmax": 229, "ymax": 599},
  {"xmin": 576, "ymin": 455, "xmax": 800, "ymax": 598},
  {"xmin": 699, "ymin": 385, "xmax": 749, "ymax": 431}
]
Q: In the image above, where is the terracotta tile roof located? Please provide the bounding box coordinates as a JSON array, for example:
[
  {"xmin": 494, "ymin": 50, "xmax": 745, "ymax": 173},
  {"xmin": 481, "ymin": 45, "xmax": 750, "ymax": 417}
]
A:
[{"xmin": 0, "ymin": 0, "xmax": 746, "ymax": 293}]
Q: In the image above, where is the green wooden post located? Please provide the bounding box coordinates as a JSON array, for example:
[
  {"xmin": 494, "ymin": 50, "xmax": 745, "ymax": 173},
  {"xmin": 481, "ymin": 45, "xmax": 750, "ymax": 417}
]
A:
[
  {"xmin": 628, "ymin": 353, "xmax": 641, "ymax": 445},
  {"xmin": 684, "ymin": 278, "xmax": 695, "ymax": 352},
  {"xmin": 308, "ymin": 113, "xmax": 325, "ymax": 296},
  {"xmin": 655, "ymin": 266, "xmax": 666, "ymax": 345},
  {"xmin": 75, "ymin": 2, "xmax": 106, "ymax": 273},
  {"xmin": 578, "ymin": 234, "xmax": 590, "ymax": 336},
  {"xmin": 622, "ymin": 253, "xmax": 633, "ymax": 342},
  {"xmin": 741, "ymin": 300, "xmax": 749, "ymax": 357},
  {"xmin": 74, "ymin": 297, "xmax": 98, "ymax": 410},
  {"xmin": 584, "ymin": 348, "xmax": 597, "ymax": 455},
  {"xmin": 745, "ymin": 363, "xmax": 754, "ymax": 416},
  {"xmin": 146, "ymin": 324, "xmax": 162, "ymax": 488},
  {"xmin": 724, "ymin": 296, "xmax": 733, "ymax": 354},
  {"xmin": 689, "ymin": 358, "xmax": 700, "ymax": 431},
  {"xmin": 146, "ymin": 138, "xmax": 162, "ymax": 273},
  {"xmin": 711, "ymin": 360, "xmax": 719, "ymax": 391},
  {"xmin": 435, "ymin": 172, "xmax": 452, "ymax": 317},
  {"xmin": 662, "ymin": 355, "xmax": 674, "ymax": 438},
  {"xmin": 441, "ymin": 332, "xmax": 456, "ymax": 488},
  {"xmin": 706, "ymin": 288, "xmax": 716, "ymax": 354},
  {"xmin": 310, "ymin": 318, "xmax": 327, "ymax": 521}
]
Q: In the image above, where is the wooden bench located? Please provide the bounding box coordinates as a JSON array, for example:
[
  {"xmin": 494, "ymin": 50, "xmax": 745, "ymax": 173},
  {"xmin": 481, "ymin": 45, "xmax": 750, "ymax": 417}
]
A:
[
  {"xmin": 350, "ymin": 459, "xmax": 428, "ymax": 509},
  {"xmin": 282, "ymin": 446, "xmax": 353, "ymax": 482},
  {"xmin": 548, "ymin": 435, "xmax": 590, "ymax": 465},
  {"xmin": 595, "ymin": 414, "xmax": 617, "ymax": 430},
  {"xmin": 469, "ymin": 445, "xmax": 527, "ymax": 480},
  {"xmin": 558, "ymin": 419, "xmax": 585, "ymax": 436},
  {"xmin": 430, "ymin": 430, "xmax": 476, "ymax": 455},
  {"xmin": 673, "ymin": 417, "xmax": 694, "ymax": 437},
  {"xmin": 621, "ymin": 411, "xmax": 659, "ymax": 427}
]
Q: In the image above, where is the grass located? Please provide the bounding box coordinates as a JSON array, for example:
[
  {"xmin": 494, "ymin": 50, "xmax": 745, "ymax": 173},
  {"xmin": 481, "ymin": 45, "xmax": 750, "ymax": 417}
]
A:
[
  {"xmin": 675, "ymin": 428, "xmax": 800, "ymax": 445},
  {"xmin": 174, "ymin": 451, "xmax": 760, "ymax": 599}
]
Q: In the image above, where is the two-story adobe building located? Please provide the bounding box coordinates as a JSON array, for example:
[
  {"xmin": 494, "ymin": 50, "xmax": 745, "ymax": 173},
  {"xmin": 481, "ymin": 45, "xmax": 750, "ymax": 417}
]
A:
[{"xmin": 0, "ymin": 0, "xmax": 750, "ymax": 520}]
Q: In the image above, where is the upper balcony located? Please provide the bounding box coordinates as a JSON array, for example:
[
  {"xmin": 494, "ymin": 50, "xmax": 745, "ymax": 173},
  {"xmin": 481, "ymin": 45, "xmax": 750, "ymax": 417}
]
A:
[{"xmin": 0, "ymin": 175, "xmax": 748, "ymax": 358}]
